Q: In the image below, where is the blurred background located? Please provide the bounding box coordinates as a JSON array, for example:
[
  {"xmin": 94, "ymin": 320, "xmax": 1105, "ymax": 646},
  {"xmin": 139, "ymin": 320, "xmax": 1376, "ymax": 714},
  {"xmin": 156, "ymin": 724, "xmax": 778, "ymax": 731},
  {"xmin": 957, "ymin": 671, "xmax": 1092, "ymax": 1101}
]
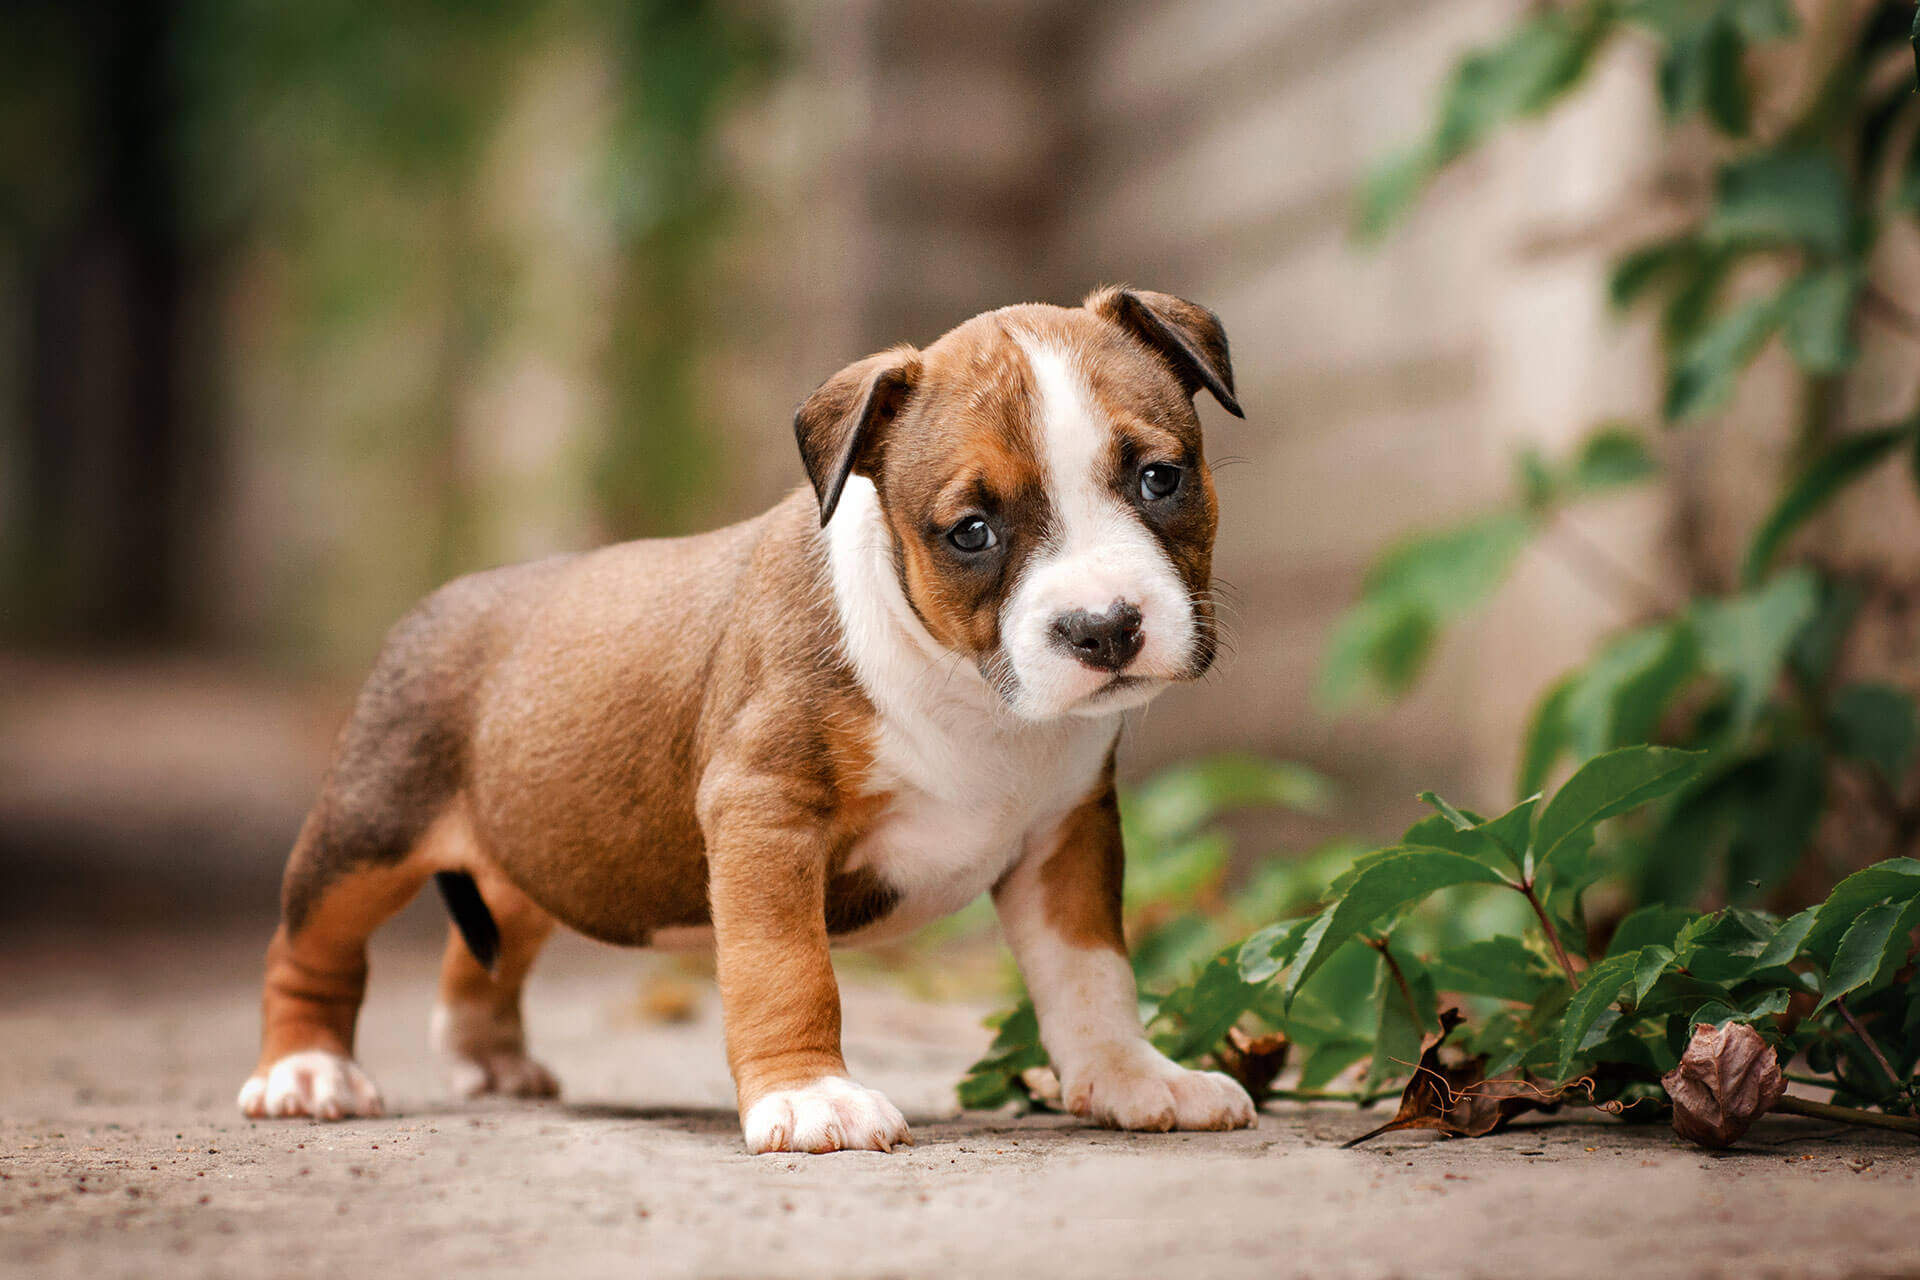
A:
[{"xmin": 3, "ymin": 0, "xmax": 1916, "ymax": 970}]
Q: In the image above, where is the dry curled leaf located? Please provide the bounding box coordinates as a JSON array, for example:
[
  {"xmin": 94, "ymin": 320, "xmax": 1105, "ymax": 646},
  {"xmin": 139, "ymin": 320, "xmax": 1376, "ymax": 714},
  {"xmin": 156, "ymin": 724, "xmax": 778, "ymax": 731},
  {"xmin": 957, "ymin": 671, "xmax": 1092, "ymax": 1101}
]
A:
[
  {"xmin": 1343, "ymin": 1009, "xmax": 1573, "ymax": 1148},
  {"xmin": 1661, "ymin": 1020, "xmax": 1786, "ymax": 1149},
  {"xmin": 1019, "ymin": 1066, "xmax": 1063, "ymax": 1110},
  {"xmin": 1215, "ymin": 1027, "xmax": 1290, "ymax": 1101}
]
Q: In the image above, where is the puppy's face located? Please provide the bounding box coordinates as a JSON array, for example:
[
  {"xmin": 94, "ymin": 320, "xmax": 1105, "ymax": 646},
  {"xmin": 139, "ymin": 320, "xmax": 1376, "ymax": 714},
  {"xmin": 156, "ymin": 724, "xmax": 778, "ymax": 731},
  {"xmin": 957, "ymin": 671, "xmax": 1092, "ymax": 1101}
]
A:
[{"xmin": 798, "ymin": 289, "xmax": 1243, "ymax": 721}]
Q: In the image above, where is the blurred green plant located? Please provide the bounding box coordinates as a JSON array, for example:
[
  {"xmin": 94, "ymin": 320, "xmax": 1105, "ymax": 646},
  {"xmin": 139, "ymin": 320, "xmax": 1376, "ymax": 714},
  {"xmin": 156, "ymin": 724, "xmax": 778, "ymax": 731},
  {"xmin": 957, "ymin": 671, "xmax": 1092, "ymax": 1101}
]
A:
[{"xmin": 963, "ymin": 1, "xmax": 1920, "ymax": 1143}]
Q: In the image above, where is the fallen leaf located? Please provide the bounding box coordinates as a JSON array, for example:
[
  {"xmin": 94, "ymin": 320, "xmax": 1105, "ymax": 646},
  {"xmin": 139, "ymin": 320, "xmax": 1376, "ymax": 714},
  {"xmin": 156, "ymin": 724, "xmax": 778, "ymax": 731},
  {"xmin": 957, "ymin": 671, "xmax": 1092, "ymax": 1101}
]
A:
[
  {"xmin": 1342, "ymin": 1009, "xmax": 1573, "ymax": 1147},
  {"xmin": 1214, "ymin": 1027, "xmax": 1290, "ymax": 1100},
  {"xmin": 1018, "ymin": 1066, "xmax": 1063, "ymax": 1109},
  {"xmin": 1661, "ymin": 1021, "xmax": 1786, "ymax": 1149}
]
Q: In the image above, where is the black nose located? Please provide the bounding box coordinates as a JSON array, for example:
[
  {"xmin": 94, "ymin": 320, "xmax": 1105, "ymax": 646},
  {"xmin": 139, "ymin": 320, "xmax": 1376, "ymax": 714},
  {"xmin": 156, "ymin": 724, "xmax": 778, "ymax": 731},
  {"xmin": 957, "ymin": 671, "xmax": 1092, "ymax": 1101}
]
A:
[{"xmin": 1051, "ymin": 602, "xmax": 1144, "ymax": 673}]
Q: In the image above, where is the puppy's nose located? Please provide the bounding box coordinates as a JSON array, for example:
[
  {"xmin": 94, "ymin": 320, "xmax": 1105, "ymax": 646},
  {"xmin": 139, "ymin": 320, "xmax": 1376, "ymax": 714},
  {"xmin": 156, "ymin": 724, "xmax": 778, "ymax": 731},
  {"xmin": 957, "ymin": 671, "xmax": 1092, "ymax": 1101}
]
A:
[{"xmin": 1051, "ymin": 602, "xmax": 1144, "ymax": 673}]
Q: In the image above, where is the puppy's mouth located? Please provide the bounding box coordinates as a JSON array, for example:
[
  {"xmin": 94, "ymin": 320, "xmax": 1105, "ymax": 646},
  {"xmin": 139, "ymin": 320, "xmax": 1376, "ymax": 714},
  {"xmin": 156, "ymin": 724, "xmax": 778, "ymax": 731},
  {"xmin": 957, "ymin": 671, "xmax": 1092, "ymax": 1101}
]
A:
[{"xmin": 1086, "ymin": 673, "xmax": 1160, "ymax": 701}]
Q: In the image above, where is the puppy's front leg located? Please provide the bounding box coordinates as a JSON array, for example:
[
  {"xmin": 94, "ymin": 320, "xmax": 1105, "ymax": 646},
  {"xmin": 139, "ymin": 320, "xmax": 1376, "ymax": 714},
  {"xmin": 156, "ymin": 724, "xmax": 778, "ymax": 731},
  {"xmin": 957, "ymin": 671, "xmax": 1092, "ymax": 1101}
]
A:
[
  {"xmin": 703, "ymin": 778, "xmax": 910, "ymax": 1155},
  {"xmin": 994, "ymin": 784, "xmax": 1256, "ymax": 1132}
]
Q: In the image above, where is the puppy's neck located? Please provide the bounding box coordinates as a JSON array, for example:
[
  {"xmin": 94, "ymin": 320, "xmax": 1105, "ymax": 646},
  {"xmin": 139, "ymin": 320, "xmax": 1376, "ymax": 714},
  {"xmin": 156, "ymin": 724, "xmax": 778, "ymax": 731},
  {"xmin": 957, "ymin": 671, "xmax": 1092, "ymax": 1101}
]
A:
[{"xmin": 825, "ymin": 477, "xmax": 1118, "ymax": 749}]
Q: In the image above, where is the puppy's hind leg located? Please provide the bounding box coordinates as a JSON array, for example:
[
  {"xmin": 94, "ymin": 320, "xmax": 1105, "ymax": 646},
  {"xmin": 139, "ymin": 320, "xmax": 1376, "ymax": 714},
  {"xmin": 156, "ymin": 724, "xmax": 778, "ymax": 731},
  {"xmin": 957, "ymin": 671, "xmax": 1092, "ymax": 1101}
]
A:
[
  {"xmin": 430, "ymin": 867, "xmax": 560, "ymax": 1100},
  {"xmin": 238, "ymin": 822, "xmax": 430, "ymax": 1120}
]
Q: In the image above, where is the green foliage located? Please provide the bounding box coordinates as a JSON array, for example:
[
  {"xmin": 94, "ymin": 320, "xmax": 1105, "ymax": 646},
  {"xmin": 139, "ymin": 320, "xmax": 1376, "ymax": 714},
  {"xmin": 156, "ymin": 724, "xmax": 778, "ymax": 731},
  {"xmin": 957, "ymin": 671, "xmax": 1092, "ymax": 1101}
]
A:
[
  {"xmin": 1319, "ymin": 423, "xmax": 1664, "ymax": 709},
  {"xmin": 961, "ymin": 750, "xmax": 1919, "ymax": 1121},
  {"xmin": 959, "ymin": 2, "xmax": 1920, "ymax": 1135}
]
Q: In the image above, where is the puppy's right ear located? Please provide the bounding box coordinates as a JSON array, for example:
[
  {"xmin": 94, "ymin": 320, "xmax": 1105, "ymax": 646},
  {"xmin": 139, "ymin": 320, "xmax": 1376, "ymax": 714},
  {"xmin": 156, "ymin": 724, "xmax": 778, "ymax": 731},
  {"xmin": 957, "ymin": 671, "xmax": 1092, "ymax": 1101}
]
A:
[{"xmin": 793, "ymin": 346, "xmax": 922, "ymax": 527}]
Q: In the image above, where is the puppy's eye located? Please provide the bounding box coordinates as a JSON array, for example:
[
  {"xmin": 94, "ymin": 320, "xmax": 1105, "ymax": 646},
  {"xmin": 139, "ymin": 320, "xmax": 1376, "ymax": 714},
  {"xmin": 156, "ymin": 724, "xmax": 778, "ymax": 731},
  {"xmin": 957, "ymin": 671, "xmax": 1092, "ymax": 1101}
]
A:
[
  {"xmin": 947, "ymin": 516, "xmax": 998, "ymax": 553},
  {"xmin": 1140, "ymin": 464, "xmax": 1182, "ymax": 501}
]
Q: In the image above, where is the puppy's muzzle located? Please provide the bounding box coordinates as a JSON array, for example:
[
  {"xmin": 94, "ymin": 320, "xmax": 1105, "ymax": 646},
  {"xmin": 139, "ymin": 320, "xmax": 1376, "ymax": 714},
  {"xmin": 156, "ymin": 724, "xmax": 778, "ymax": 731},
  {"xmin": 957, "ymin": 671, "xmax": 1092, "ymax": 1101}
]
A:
[{"xmin": 1050, "ymin": 600, "xmax": 1144, "ymax": 673}]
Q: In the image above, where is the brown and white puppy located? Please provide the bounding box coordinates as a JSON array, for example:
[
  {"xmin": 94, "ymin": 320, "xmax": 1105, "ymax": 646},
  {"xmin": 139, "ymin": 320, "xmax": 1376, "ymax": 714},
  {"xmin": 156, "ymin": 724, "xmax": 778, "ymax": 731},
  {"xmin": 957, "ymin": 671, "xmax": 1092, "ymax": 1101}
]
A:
[{"xmin": 237, "ymin": 287, "xmax": 1257, "ymax": 1153}]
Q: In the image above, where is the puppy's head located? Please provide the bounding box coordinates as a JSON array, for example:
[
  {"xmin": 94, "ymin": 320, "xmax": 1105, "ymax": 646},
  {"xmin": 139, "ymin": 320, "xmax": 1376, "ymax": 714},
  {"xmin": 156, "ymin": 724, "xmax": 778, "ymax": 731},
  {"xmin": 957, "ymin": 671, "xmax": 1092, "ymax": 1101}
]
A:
[{"xmin": 796, "ymin": 287, "xmax": 1242, "ymax": 721}]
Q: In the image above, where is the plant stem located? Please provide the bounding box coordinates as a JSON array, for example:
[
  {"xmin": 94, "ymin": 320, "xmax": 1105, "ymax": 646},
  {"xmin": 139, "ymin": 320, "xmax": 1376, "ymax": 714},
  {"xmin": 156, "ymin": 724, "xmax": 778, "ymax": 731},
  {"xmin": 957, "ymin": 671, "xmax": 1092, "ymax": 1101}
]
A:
[
  {"xmin": 1785, "ymin": 1072, "xmax": 1838, "ymax": 1091},
  {"xmin": 1521, "ymin": 881, "xmax": 1582, "ymax": 991},
  {"xmin": 1774, "ymin": 1095, "xmax": 1920, "ymax": 1136},
  {"xmin": 1836, "ymin": 998, "xmax": 1906, "ymax": 1099},
  {"xmin": 1544, "ymin": 516, "xmax": 1677, "ymax": 621}
]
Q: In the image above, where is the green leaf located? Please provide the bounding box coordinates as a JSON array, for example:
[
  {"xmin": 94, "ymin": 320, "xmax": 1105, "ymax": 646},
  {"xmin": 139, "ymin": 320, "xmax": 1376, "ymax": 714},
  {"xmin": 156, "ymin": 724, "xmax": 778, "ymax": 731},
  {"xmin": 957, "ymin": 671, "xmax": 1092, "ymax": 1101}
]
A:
[
  {"xmin": 1533, "ymin": 746, "xmax": 1706, "ymax": 874},
  {"xmin": 1320, "ymin": 513, "xmax": 1535, "ymax": 707},
  {"xmin": 1518, "ymin": 675, "xmax": 1576, "ymax": 797},
  {"xmin": 1803, "ymin": 858, "xmax": 1920, "ymax": 961},
  {"xmin": 1705, "ymin": 149, "xmax": 1852, "ymax": 257},
  {"xmin": 1299, "ymin": 1040, "xmax": 1371, "ymax": 1091},
  {"xmin": 1742, "ymin": 427, "xmax": 1910, "ymax": 584},
  {"xmin": 1569, "ymin": 424, "xmax": 1660, "ymax": 493},
  {"xmin": 1367, "ymin": 945, "xmax": 1438, "ymax": 1093},
  {"xmin": 1830, "ymin": 682, "xmax": 1919, "ymax": 784},
  {"xmin": 1609, "ymin": 235, "xmax": 1698, "ymax": 310},
  {"xmin": 1411, "ymin": 793, "xmax": 1536, "ymax": 874},
  {"xmin": 1674, "ymin": 908, "xmax": 1774, "ymax": 982},
  {"xmin": 1779, "ymin": 265, "xmax": 1860, "ymax": 374},
  {"xmin": 1751, "ymin": 905, "xmax": 1816, "ymax": 971},
  {"xmin": 1426, "ymin": 936, "xmax": 1560, "ymax": 1004},
  {"xmin": 1559, "ymin": 622, "xmax": 1700, "ymax": 763},
  {"xmin": 1816, "ymin": 902, "xmax": 1904, "ymax": 1011},
  {"xmin": 1723, "ymin": 743, "xmax": 1826, "ymax": 904},
  {"xmin": 1665, "ymin": 293, "xmax": 1783, "ymax": 420},
  {"xmin": 1557, "ymin": 950, "xmax": 1641, "ymax": 1081},
  {"xmin": 1237, "ymin": 918, "xmax": 1312, "ymax": 984},
  {"xmin": 1282, "ymin": 848, "xmax": 1509, "ymax": 1003},
  {"xmin": 1727, "ymin": 0, "xmax": 1796, "ymax": 41},
  {"xmin": 1319, "ymin": 599, "xmax": 1437, "ymax": 708},
  {"xmin": 1151, "ymin": 948, "xmax": 1261, "ymax": 1060},
  {"xmin": 1418, "ymin": 790, "xmax": 1477, "ymax": 832},
  {"xmin": 1691, "ymin": 569, "xmax": 1820, "ymax": 728},
  {"xmin": 1699, "ymin": 18, "xmax": 1750, "ymax": 135},
  {"xmin": 1632, "ymin": 945, "xmax": 1677, "ymax": 1005},
  {"xmin": 1361, "ymin": 512, "xmax": 1536, "ymax": 610},
  {"xmin": 1126, "ymin": 755, "xmax": 1330, "ymax": 846},
  {"xmin": 1608, "ymin": 902, "xmax": 1698, "ymax": 956},
  {"xmin": 1355, "ymin": 145, "xmax": 1436, "ymax": 243}
]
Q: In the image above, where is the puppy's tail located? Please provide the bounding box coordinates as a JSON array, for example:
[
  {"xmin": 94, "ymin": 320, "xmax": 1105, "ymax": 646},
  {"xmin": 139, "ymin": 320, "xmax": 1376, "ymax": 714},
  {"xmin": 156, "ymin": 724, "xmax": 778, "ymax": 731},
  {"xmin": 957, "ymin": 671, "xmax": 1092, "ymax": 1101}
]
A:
[{"xmin": 433, "ymin": 871, "xmax": 501, "ymax": 972}]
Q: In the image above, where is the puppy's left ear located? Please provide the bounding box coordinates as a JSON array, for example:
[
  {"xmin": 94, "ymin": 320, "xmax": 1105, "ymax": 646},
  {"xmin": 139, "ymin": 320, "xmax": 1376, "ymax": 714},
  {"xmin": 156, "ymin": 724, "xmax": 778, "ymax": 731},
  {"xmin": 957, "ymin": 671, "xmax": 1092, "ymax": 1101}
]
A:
[
  {"xmin": 793, "ymin": 346, "xmax": 922, "ymax": 527},
  {"xmin": 1086, "ymin": 287, "xmax": 1243, "ymax": 419}
]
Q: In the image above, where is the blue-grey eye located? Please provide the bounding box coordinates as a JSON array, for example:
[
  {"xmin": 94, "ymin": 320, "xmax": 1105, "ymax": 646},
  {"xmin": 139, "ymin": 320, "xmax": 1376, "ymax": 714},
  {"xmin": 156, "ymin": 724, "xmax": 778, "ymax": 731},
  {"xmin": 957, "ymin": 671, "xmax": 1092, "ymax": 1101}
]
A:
[
  {"xmin": 1140, "ymin": 464, "xmax": 1182, "ymax": 500},
  {"xmin": 948, "ymin": 516, "xmax": 997, "ymax": 552}
]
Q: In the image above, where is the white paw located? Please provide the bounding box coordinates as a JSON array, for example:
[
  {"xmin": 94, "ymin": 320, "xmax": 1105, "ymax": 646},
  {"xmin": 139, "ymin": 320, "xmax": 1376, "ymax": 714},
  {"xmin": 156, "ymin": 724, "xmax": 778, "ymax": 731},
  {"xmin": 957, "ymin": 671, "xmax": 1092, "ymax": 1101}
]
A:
[
  {"xmin": 1063, "ymin": 1043, "xmax": 1256, "ymax": 1132},
  {"xmin": 238, "ymin": 1051, "xmax": 385, "ymax": 1121},
  {"xmin": 430, "ymin": 1002, "xmax": 561, "ymax": 1099},
  {"xmin": 742, "ymin": 1077, "xmax": 911, "ymax": 1154}
]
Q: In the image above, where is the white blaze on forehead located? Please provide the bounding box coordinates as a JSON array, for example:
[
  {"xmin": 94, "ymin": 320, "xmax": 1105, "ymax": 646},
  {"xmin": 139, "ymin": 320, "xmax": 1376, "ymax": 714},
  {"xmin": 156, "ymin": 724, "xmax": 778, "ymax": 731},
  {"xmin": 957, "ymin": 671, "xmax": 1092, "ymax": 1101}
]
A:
[{"xmin": 1003, "ymin": 338, "xmax": 1197, "ymax": 719}]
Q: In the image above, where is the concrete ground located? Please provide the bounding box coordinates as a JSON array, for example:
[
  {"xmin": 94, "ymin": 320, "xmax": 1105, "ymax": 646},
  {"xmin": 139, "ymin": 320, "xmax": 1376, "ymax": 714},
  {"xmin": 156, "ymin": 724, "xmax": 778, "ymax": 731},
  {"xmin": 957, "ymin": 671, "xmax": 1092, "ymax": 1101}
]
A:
[{"xmin": 4, "ymin": 924, "xmax": 1919, "ymax": 1280}]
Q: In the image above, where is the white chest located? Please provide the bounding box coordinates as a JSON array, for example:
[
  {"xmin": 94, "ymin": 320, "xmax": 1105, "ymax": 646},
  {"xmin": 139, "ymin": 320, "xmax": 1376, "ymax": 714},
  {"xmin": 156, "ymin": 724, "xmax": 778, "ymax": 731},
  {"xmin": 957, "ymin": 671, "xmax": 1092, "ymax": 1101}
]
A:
[{"xmin": 835, "ymin": 710, "xmax": 1117, "ymax": 944}]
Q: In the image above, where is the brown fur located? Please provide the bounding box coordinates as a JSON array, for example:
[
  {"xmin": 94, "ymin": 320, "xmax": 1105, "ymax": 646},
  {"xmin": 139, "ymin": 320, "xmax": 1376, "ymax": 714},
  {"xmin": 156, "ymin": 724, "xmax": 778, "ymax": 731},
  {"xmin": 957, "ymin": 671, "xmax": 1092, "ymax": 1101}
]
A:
[
  {"xmin": 1035, "ymin": 751, "xmax": 1128, "ymax": 953},
  {"xmin": 250, "ymin": 288, "xmax": 1239, "ymax": 1130}
]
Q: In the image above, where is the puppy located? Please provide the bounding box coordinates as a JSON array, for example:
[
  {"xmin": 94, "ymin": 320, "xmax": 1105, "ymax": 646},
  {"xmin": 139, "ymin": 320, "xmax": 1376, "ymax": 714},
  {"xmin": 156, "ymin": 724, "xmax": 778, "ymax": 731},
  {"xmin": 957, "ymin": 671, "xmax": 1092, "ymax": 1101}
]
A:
[{"xmin": 238, "ymin": 287, "xmax": 1258, "ymax": 1152}]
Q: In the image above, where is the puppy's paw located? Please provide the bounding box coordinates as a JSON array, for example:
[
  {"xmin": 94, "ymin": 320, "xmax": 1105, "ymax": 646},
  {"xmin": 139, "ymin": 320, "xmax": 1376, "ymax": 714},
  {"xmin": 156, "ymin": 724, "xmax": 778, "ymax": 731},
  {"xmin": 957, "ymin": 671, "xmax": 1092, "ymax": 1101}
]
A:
[
  {"xmin": 742, "ymin": 1077, "xmax": 911, "ymax": 1154},
  {"xmin": 238, "ymin": 1051, "xmax": 385, "ymax": 1121},
  {"xmin": 1064, "ymin": 1043, "xmax": 1256, "ymax": 1132},
  {"xmin": 430, "ymin": 1002, "xmax": 561, "ymax": 1099}
]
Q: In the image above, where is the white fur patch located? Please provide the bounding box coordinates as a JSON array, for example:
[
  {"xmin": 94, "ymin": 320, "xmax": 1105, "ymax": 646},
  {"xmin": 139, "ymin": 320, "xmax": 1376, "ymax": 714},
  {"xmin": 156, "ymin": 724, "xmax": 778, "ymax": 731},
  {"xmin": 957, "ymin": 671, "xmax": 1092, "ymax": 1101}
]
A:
[
  {"xmin": 999, "ymin": 340, "xmax": 1199, "ymax": 721},
  {"xmin": 238, "ymin": 1050, "xmax": 385, "ymax": 1121},
  {"xmin": 430, "ymin": 1001, "xmax": 560, "ymax": 1099},
  {"xmin": 743, "ymin": 1076, "xmax": 911, "ymax": 1154}
]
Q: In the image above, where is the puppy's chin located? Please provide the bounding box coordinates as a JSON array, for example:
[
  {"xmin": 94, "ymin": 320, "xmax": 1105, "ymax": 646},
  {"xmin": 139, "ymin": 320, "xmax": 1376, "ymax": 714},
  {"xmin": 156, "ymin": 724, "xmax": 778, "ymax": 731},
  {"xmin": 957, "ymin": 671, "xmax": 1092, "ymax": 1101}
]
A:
[{"xmin": 1000, "ymin": 669, "xmax": 1178, "ymax": 723}]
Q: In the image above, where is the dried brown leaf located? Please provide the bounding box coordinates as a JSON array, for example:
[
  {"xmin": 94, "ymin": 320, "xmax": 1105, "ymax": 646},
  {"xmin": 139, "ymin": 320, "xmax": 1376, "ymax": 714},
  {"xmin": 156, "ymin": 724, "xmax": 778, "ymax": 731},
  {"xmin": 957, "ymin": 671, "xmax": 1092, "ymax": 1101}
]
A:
[
  {"xmin": 1343, "ymin": 1010, "xmax": 1573, "ymax": 1147},
  {"xmin": 1215, "ymin": 1027, "xmax": 1290, "ymax": 1100},
  {"xmin": 1661, "ymin": 1021, "xmax": 1786, "ymax": 1149}
]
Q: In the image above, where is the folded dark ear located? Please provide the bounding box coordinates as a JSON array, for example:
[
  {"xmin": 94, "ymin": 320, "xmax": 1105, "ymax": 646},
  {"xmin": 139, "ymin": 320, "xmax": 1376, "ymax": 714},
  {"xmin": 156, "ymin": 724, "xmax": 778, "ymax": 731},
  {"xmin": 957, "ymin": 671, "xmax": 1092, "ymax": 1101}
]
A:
[
  {"xmin": 1086, "ymin": 287, "xmax": 1243, "ymax": 419},
  {"xmin": 793, "ymin": 346, "xmax": 922, "ymax": 527}
]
